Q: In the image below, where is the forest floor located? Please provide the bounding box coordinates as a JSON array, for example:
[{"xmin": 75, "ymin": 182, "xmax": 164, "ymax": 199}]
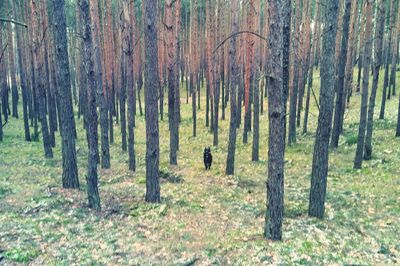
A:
[{"xmin": 1, "ymin": 72, "xmax": 400, "ymax": 265}]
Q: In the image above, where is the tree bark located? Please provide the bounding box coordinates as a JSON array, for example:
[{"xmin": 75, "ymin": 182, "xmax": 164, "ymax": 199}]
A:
[
  {"xmin": 252, "ymin": 0, "xmax": 261, "ymax": 161},
  {"xmin": 144, "ymin": 0, "xmax": 161, "ymax": 203},
  {"xmin": 30, "ymin": 0, "xmax": 53, "ymax": 158},
  {"xmin": 308, "ymin": 0, "xmax": 339, "ymax": 219},
  {"xmin": 52, "ymin": 0, "xmax": 80, "ymax": 188},
  {"xmin": 90, "ymin": 0, "xmax": 110, "ymax": 169},
  {"xmin": 288, "ymin": 0, "xmax": 302, "ymax": 145},
  {"xmin": 166, "ymin": 0, "xmax": 178, "ymax": 165},
  {"xmin": 6, "ymin": 0, "xmax": 19, "ymax": 119},
  {"xmin": 380, "ymin": 0, "xmax": 398, "ymax": 118},
  {"xmin": 265, "ymin": 0, "xmax": 285, "ymax": 240},
  {"xmin": 330, "ymin": 0, "xmax": 352, "ymax": 148},
  {"xmin": 226, "ymin": 0, "xmax": 239, "ymax": 175},
  {"xmin": 364, "ymin": 0, "xmax": 385, "ymax": 160},
  {"xmin": 79, "ymin": 0, "xmax": 101, "ymax": 211},
  {"xmin": 15, "ymin": 0, "xmax": 31, "ymax": 141},
  {"xmin": 282, "ymin": 0, "xmax": 291, "ymax": 145},
  {"xmin": 354, "ymin": 0, "xmax": 373, "ymax": 169}
]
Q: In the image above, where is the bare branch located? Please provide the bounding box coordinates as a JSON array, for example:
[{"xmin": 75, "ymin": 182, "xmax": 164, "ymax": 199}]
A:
[
  {"xmin": 213, "ymin": 30, "xmax": 268, "ymax": 53},
  {"xmin": 0, "ymin": 17, "xmax": 28, "ymax": 28}
]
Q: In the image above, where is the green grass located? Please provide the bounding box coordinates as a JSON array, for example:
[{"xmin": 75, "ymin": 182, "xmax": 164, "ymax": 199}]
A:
[{"xmin": 0, "ymin": 69, "xmax": 399, "ymax": 265}]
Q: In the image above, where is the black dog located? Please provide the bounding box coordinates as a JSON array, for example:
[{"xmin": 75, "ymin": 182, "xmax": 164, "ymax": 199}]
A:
[{"xmin": 203, "ymin": 147, "xmax": 212, "ymax": 170}]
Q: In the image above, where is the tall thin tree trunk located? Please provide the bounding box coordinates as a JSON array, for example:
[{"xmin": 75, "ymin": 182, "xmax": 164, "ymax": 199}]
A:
[
  {"xmin": 226, "ymin": 0, "xmax": 239, "ymax": 175},
  {"xmin": 79, "ymin": 0, "xmax": 101, "ymax": 211},
  {"xmin": 265, "ymin": 0, "xmax": 285, "ymax": 241},
  {"xmin": 6, "ymin": 0, "xmax": 19, "ymax": 119},
  {"xmin": 308, "ymin": 0, "xmax": 339, "ymax": 219},
  {"xmin": 354, "ymin": 0, "xmax": 373, "ymax": 169},
  {"xmin": 282, "ymin": 0, "xmax": 291, "ymax": 145},
  {"xmin": 364, "ymin": 0, "xmax": 385, "ymax": 160},
  {"xmin": 166, "ymin": 0, "xmax": 178, "ymax": 165},
  {"xmin": 288, "ymin": 0, "xmax": 302, "ymax": 145},
  {"xmin": 330, "ymin": 0, "xmax": 352, "ymax": 148},
  {"xmin": 90, "ymin": 0, "xmax": 110, "ymax": 169},
  {"xmin": 252, "ymin": 0, "xmax": 261, "ymax": 161},
  {"xmin": 15, "ymin": 0, "xmax": 31, "ymax": 141},
  {"xmin": 52, "ymin": 0, "xmax": 80, "ymax": 188},
  {"xmin": 30, "ymin": 0, "xmax": 53, "ymax": 158},
  {"xmin": 144, "ymin": 0, "xmax": 161, "ymax": 203},
  {"xmin": 380, "ymin": 0, "xmax": 397, "ymax": 118}
]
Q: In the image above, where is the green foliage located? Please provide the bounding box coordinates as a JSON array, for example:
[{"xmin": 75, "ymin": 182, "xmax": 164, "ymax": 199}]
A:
[
  {"xmin": 4, "ymin": 248, "xmax": 39, "ymax": 263},
  {"xmin": 344, "ymin": 132, "xmax": 358, "ymax": 146},
  {"xmin": 0, "ymin": 186, "xmax": 12, "ymax": 199}
]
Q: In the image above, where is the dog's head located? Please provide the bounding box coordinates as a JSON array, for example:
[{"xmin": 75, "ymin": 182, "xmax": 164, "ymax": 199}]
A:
[{"xmin": 204, "ymin": 147, "xmax": 211, "ymax": 154}]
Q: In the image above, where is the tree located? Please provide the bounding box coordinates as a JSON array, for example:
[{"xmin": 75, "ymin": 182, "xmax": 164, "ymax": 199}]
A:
[
  {"xmin": 330, "ymin": 0, "xmax": 352, "ymax": 148},
  {"xmin": 288, "ymin": 0, "xmax": 302, "ymax": 145},
  {"xmin": 6, "ymin": 0, "xmax": 18, "ymax": 119},
  {"xmin": 380, "ymin": 0, "xmax": 398, "ymax": 119},
  {"xmin": 30, "ymin": 0, "xmax": 53, "ymax": 158},
  {"xmin": 252, "ymin": 0, "xmax": 261, "ymax": 161},
  {"xmin": 226, "ymin": 0, "xmax": 239, "ymax": 175},
  {"xmin": 14, "ymin": 0, "xmax": 31, "ymax": 141},
  {"xmin": 0, "ymin": 29, "xmax": 4, "ymax": 142},
  {"xmin": 364, "ymin": 0, "xmax": 385, "ymax": 160},
  {"xmin": 51, "ymin": 0, "xmax": 80, "ymax": 189},
  {"xmin": 165, "ymin": 0, "xmax": 178, "ymax": 165},
  {"xmin": 144, "ymin": 0, "xmax": 161, "ymax": 203},
  {"xmin": 331, "ymin": 0, "xmax": 358, "ymax": 142},
  {"xmin": 282, "ymin": 0, "xmax": 291, "ymax": 144},
  {"xmin": 122, "ymin": 0, "xmax": 136, "ymax": 171},
  {"xmin": 213, "ymin": 0, "xmax": 222, "ymax": 147},
  {"xmin": 353, "ymin": 0, "xmax": 373, "ymax": 169},
  {"xmin": 389, "ymin": 6, "xmax": 400, "ymax": 97},
  {"xmin": 190, "ymin": 0, "xmax": 198, "ymax": 137},
  {"xmin": 265, "ymin": 0, "xmax": 285, "ymax": 240},
  {"xmin": 308, "ymin": 0, "xmax": 339, "ymax": 219},
  {"xmin": 303, "ymin": 0, "xmax": 320, "ymax": 134},
  {"xmin": 243, "ymin": 0, "xmax": 255, "ymax": 144},
  {"xmin": 78, "ymin": 0, "xmax": 101, "ymax": 211},
  {"xmin": 90, "ymin": 0, "xmax": 110, "ymax": 169}
]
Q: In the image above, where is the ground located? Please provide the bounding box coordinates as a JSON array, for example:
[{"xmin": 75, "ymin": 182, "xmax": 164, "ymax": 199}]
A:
[{"xmin": 0, "ymin": 71, "xmax": 400, "ymax": 265}]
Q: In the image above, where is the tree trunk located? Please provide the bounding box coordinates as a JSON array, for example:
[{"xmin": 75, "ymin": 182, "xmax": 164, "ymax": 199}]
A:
[
  {"xmin": 15, "ymin": 0, "xmax": 31, "ymax": 141},
  {"xmin": 380, "ymin": 0, "xmax": 397, "ymax": 118},
  {"xmin": 166, "ymin": 0, "xmax": 178, "ymax": 165},
  {"xmin": 122, "ymin": 0, "xmax": 136, "ymax": 171},
  {"xmin": 265, "ymin": 0, "xmax": 286, "ymax": 241},
  {"xmin": 330, "ymin": 0, "xmax": 352, "ymax": 148},
  {"xmin": 252, "ymin": 0, "xmax": 261, "ymax": 161},
  {"xmin": 226, "ymin": 0, "xmax": 239, "ymax": 175},
  {"xmin": 288, "ymin": 0, "xmax": 302, "ymax": 145},
  {"xmin": 243, "ymin": 1, "xmax": 255, "ymax": 144},
  {"xmin": 90, "ymin": 0, "xmax": 110, "ymax": 169},
  {"xmin": 30, "ymin": 0, "xmax": 53, "ymax": 158},
  {"xmin": 144, "ymin": 0, "xmax": 161, "ymax": 203},
  {"xmin": 78, "ymin": 0, "xmax": 101, "ymax": 211},
  {"xmin": 303, "ymin": 0, "xmax": 320, "ymax": 134},
  {"xmin": 52, "ymin": 0, "xmax": 80, "ymax": 188},
  {"xmin": 191, "ymin": 0, "xmax": 198, "ymax": 138},
  {"xmin": 389, "ymin": 7, "xmax": 400, "ymax": 97},
  {"xmin": 341, "ymin": 0, "xmax": 358, "ymax": 127},
  {"xmin": 364, "ymin": 0, "xmax": 385, "ymax": 160},
  {"xmin": 308, "ymin": 0, "xmax": 339, "ymax": 219},
  {"xmin": 282, "ymin": 0, "xmax": 291, "ymax": 145},
  {"xmin": 120, "ymin": 55, "xmax": 127, "ymax": 151},
  {"xmin": 354, "ymin": 0, "xmax": 373, "ymax": 169},
  {"xmin": 6, "ymin": 0, "xmax": 19, "ymax": 119}
]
